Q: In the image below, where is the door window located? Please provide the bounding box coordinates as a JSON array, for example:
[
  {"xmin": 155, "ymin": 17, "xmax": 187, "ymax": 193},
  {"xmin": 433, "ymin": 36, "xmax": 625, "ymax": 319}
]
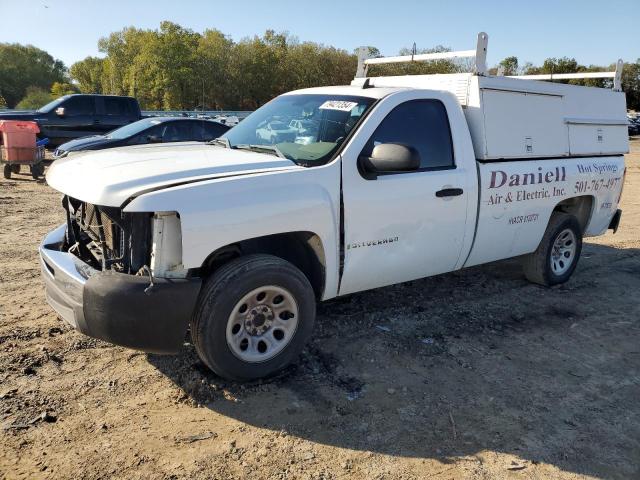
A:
[
  {"xmin": 161, "ymin": 122, "xmax": 195, "ymax": 142},
  {"xmin": 104, "ymin": 97, "xmax": 132, "ymax": 116},
  {"xmin": 127, "ymin": 124, "xmax": 163, "ymax": 145},
  {"xmin": 361, "ymin": 100, "xmax": 454, "ymax": 171},
  {"xmin": 201, "ymin": 122, "xmax": 229, "ymax": 141},
  {"xmin": 63, "ymin": 96, "xmax": 95, "ymax": 116}
]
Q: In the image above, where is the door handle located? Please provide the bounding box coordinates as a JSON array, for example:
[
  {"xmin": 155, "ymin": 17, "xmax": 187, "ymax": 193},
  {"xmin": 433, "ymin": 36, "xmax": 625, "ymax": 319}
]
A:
[
  {"xmin": 93, "ymin": 119, "xmax": 101, "ymax": 124},
  {"xmin": 435, "ymin": 188, "xmax": 464, "ymax": 198}
]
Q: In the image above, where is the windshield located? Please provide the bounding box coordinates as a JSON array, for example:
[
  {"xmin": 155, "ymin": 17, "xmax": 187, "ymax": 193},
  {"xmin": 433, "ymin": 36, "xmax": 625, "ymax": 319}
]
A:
[
  {"xmin": 37, "ymin": 96, "xmax": 69, "ymax": 113},
  {"xmin": 105, "ymin": 118, "xmax": 164, "ymax": 139},
  {"xmin": 222, "ymin": 94, "xmax": 375, "ymax": 166}
]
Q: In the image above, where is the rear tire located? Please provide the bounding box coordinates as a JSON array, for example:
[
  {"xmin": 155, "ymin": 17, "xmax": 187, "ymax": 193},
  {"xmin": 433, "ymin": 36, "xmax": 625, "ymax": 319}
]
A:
[
  {"xmin": 3, "ymin": 164, "xmax": 11, "ymax": 179},
  {"xmin": 522, "ymin": 212, "xmax": 582, "ymax": 286},
  {"xmin": 191, "ymin": 254, "xmax": 316, "ymax": 381},
  {"xmin": 31, "ymin": 163, "xmax": 44, "ymax": 179},
  {"xmin": 10, "ymin": 164, "xmax": 20, "ymax": 174}
]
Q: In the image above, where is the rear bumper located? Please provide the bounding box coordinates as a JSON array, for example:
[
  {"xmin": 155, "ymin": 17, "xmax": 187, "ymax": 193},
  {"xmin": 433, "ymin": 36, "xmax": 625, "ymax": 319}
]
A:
[
  {"xmin": 608, "ymin": 209, "xmax": 622, "ymax": 233},
  {"xmin": 39, "ymin": 224, "xmax": 201, "ymax": 354}
]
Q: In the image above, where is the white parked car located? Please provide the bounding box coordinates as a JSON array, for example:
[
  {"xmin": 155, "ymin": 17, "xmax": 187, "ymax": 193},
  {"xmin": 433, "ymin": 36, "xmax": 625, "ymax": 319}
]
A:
[
  {"xmin": 40, "ymin": 33, "xmax": 627, "ymax": 380},
  {"xmin": 289, "ymin": 119, "xmax": 319, "ymax": 145},
  {"xmin": 255, "ymin": 120, "xmax": 296, "ymax": 144}
]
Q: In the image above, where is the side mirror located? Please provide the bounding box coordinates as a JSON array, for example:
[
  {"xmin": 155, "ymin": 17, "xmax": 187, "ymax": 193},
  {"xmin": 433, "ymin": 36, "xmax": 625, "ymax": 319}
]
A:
[
  {"xmin": 147, "ymin": 135, "xmax": 162, "ymax": 143},
  {"xmin": 55, "ymin": 107, "xmax": 65, "ymax": 117},
  {"xmin": 359, "ymin": 143, "xmax": 421, "ymax": 179}
]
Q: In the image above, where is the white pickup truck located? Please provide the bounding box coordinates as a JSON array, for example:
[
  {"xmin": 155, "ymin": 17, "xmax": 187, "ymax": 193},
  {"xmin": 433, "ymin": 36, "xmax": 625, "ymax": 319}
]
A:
[{"xmin": 40, "ymin": 34, "xmax": 627, "ymax": 380}]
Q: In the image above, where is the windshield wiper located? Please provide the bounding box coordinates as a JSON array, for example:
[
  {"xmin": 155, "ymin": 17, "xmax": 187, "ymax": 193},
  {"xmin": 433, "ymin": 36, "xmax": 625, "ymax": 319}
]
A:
[
  {"xmin": 235, "ymin": 144, "xmax": 287, "ymax": 159},
  {"xmin": 208, "ymin": 137, "xmax": 231, "ymax": 148}
]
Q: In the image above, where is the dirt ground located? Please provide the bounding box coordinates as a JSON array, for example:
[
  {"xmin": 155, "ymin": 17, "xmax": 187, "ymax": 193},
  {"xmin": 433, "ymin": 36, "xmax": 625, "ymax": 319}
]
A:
[{"xmin": 1, "ymin": 142, "xmax": 639, "ymax": 480}]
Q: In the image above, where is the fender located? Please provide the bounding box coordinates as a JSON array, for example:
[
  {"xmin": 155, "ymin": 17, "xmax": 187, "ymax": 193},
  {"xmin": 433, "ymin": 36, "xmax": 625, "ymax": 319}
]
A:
[{"xmin": 124, "ymin": 162, "xmax": 342, "ymax": 299}]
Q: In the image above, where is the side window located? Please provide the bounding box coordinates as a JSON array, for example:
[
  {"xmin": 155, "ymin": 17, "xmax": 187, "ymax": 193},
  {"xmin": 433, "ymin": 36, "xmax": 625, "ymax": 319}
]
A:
[
  {"xmin": 104, "ymin": 97, "xmax": 130, "ymax": 116},
  {"xmin": 202, "ymin": 122, "xmax": 228, "ymax": 141},
  {"xmin": 63, "ymin": 96, "xmax": 95, "ymax": 116},
  {"xmin": 361, "ymin": 100, "xmax": 454, "ymax": 170},
  {"xmin": 127, "ymin": 124, "xmax": 163, "ymax": 145},
  {"xmin": 161, "ymin": 122, "xmax": 195, "ymax": 142}
]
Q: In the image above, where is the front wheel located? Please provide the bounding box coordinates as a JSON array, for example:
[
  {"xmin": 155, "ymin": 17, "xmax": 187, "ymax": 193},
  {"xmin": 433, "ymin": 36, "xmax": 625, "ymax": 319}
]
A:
[
  {"xmin": 522, "ymin": 212, "xmax": 582, "ymax": 286},
  {"xmin": 3, "ymin": 164, "xmax": 11, "ymax": 179},
  {"xmin": 191, "ymin": 254, "xmax": 316, "ymax": 381}
]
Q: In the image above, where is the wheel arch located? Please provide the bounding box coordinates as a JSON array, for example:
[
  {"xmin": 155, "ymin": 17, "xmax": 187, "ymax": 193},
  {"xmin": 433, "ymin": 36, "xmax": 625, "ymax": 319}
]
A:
[
  {"xmin": 197, "ymin": 231, "xmax": 326, "ymax": 300},
  {"xmin": 552, "ymin": 195, "xmax": 595, "ymax": 233}
]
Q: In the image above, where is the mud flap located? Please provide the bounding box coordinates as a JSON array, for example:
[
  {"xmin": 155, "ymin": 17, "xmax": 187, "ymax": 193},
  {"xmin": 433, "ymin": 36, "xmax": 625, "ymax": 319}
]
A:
[{"xmin": 608, "ymin": 209, "xmax": 622, "ymax": 234}]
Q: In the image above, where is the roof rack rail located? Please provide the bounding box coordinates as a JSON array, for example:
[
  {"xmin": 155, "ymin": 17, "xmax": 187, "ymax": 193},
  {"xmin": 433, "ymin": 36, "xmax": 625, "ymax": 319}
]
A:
[
  {"xmin": 355, "ymin": 34, "xmax": 623, "ymax": 92},
  {"xmin": 505, "ymin": 59, "xmax": 624, "ymax": 91},
  {"xmin": 355, "ymin": 32, "xmax": 488, "ymax": 78}
]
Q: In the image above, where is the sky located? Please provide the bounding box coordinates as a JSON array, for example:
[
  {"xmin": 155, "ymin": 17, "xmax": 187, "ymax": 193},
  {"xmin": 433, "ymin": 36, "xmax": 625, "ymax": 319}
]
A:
[{"xmin": 0, "ymin": 0, "xmax": 636, "ymax": 69}]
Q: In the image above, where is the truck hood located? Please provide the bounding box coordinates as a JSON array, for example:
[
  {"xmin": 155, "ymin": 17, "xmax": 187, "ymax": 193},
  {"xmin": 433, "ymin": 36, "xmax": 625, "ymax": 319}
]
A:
[{"xmin": 46, "ymin": 142, "xmax": 300, "ymax": 207}]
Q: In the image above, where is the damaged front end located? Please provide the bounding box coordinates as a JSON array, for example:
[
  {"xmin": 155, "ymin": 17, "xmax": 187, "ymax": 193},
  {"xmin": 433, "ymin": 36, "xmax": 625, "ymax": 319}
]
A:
[
  {"xmin": 62, "ymin": 195, "xmax": 151, "ymax": 274},
  {"xmin": 39, "ymin": 197, "xmax": 201, "ymax": 354}
]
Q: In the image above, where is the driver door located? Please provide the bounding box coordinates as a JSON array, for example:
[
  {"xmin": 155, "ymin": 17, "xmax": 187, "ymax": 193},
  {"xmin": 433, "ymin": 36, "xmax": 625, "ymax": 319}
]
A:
[{"xmin": 339, "ymin": 92, "xmax": 471, "ymax": 295}]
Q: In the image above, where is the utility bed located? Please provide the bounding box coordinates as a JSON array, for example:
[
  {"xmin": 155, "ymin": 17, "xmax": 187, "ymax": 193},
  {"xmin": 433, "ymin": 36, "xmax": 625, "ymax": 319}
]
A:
[{"xmin": 352, "ymin": 34, "xmax": 628, "ymax": 161}]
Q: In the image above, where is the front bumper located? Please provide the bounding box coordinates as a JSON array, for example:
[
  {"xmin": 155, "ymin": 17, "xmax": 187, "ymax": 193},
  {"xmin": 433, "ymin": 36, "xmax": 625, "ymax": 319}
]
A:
[{"xmin": 39, "ymin": 224, "xmax": 201, "ymax": 354}]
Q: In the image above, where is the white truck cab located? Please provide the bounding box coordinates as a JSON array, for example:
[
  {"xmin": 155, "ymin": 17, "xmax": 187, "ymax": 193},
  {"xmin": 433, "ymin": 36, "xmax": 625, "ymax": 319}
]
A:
[{"xmin": 40, "ymin": 33, "xmax": 627, "ymax": 380}]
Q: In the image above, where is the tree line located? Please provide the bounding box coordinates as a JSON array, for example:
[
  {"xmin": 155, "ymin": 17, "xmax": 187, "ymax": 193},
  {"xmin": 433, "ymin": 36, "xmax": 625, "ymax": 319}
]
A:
[{"xmin": 1, "ymin": 22, "xmax": 640, "ymax": 111}]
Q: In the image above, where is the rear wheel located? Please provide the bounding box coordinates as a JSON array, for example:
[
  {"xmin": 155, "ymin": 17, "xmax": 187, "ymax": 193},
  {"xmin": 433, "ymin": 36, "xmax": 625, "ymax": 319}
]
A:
[
  {"xmin": 30, "ymin": 163, "xmax": 44, "ymax": 179},
  {"xmin": 10, "ymin": 164, "xmax": 20, "ymax": 174},
  {"xmin": 522, "ymin": 212, "xmax": 582, "ymax": 286},
  {"xmin": 191, "ymin": 254, "xmax": 316, "ymax": 381},
  {"xmin": 3, "ymin": 164, "xmax": 11, "ymax": 179}
]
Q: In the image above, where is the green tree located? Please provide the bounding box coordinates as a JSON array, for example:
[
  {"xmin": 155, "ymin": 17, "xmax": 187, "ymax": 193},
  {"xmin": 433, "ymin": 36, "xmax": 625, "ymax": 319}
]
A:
[
  {"xmin": 499, "ymin": 56, "xmax": 519, "ymax": 75},
  {"xmin": 0, "ymin": 43, "xmax": 65, "ymax": 108},
  {"xmin": 15, "ymin": 87, "xmax": 52, "ymax": 110},
  {"xmin": 51, "ymin": 81, "xmax": 77, "ymax": 98},
  {"xmin": 196, "ymin": 29, "xmax": 234, "ymax": 109},
  {"xmin": 620, "ymin": 59, "xmax": 640, "ymax": 110},
  {"xmin": 70, "ymin": 57, "xmax": 105, "ymax": 93}
]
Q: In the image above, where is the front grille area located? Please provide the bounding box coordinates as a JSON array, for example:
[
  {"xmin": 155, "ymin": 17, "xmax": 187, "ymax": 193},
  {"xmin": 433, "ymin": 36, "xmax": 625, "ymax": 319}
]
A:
[
  {"xmin": 78, "ymin": 202, "xmax": 123, "ymax": 261},
  {"xmin": 63, "ymin": 196, "xmax": 151, "ymax": 273}
]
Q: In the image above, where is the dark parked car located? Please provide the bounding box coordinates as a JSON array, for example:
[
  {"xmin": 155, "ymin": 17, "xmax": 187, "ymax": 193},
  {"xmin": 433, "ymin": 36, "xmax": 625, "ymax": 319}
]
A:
[
  {"xmin": 53, "ymin": 117, "xmax": 231, "ymax": 158},
  {"xmin": 628, "ymin": 118, "xmax": 640, "ymax": 136},
  {"xmin": 0, "ymin": 94, "xmax": 143, "ymax": 146}
]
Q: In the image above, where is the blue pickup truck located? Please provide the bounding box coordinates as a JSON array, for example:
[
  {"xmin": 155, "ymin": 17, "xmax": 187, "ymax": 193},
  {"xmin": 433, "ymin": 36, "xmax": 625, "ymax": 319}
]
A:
[{"xmin": 0, "ymin": 94, "xmax": 142, "ymax": 147}]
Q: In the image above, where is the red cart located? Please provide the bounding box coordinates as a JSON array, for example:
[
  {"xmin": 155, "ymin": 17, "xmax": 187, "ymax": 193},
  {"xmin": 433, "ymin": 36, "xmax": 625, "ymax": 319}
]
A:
[{"xmin": 0, "ymin": 120, "xmax": 45, "ymax": 180}]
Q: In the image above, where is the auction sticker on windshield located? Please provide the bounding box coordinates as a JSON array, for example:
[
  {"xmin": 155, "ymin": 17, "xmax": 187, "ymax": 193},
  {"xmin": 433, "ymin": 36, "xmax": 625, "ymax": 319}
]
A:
[{"xmin": 319, "ymin": 100, "xmax": 359, "ymax": 112}]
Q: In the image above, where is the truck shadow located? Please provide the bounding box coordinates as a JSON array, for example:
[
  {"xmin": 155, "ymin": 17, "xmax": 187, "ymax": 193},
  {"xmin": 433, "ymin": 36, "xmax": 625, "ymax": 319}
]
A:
[{"xmin": 149, "ymin": 242, "xmax": 640, "ymax": 479}]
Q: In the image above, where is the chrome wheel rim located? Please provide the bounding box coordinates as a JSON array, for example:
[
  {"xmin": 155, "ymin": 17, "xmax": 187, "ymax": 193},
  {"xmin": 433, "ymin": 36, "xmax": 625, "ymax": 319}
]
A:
[
  {"xmin": 226, "ymin": 285, "xmax": 299, "ymax": 363},
  {"xmin": 550, "ymin": 228, "xmax": 577, "ymax": 276}
]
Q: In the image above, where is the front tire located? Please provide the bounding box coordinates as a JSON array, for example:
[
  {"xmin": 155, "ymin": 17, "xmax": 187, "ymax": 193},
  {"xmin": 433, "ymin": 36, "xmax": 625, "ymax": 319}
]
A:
[
  {"xmin": 191, "ymin": 254, "xmax": 316, "ymax": 381},
  {"xmin": 522, "ymin": 212, "xmax": 582, "ymax": 286}
]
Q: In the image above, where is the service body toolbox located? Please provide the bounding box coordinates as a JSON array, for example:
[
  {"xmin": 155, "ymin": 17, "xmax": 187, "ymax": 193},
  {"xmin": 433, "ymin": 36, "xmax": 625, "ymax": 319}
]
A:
[{"xmin": 353, "ymin": 70, "xmax": 628, "ymax": 160}]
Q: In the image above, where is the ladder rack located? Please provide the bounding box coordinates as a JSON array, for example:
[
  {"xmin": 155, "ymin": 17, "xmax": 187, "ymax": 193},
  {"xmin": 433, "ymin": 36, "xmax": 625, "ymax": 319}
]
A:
[
  {"xmin": 355, "ymin": 33, "xmax": 624, "ymax": 91},
  {"xmin": 356, "ymin": 32, "xmax": 488, "ymax": 78},
  {"xmin": 506, "ymin": 59, "xmax": 624, "ymax": 91}
]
